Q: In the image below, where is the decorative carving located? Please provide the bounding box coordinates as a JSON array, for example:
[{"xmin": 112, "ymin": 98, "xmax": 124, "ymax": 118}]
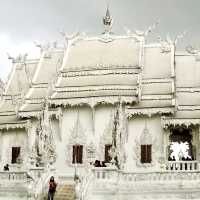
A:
[
  {"xmin": 185, "ymin": 45, "xmax": 200, "ymax": 54},
  {"xmin": 99, "ymin": 103, "xmax": 127, "ymax": 169},
  {"xmin": 7, "ymin": 53, "xmax": 28, "ymax": 64},
  {"xmin": 50, "ymin": 96, "xmax": 138, "ymax": 108},
  {"xmin": 86, "ymin": 138, "xmax": 96, "ymax": 164},
  {"xmin": 124, "ymin": 20, "xmax": 159, "ymax": 41},
  {"xmin": 126, "ymin": 107, "xmax": 174, "ymax": 119},
  {"xmin": 135, "ymin": 20, "xmax": 160, "ymax": 37},
  {"xmin": 0, "ymin": 121, "xmax": 28, "ymax": 131},
  {"xmin": 60, "ymin": 66, "xmax": 139, "ymax": 77},
  {"xmin": 66, "ymin": 110, "xmax": 87, "ymax": 166},
  {"xmin": 157, "ymin": 31, "xmax": 187, "ymax": 53},
  {"xmin": 161, "ymin": 117, "xmax": 200, "ymax": 129},
  {"xmin": 99, "ymin": 110, "xmax": 114, "ymax": 161},
  {"xmin": 133, "ymin": 121, "xmax": 158, "ymax": 167},
  {"xmin": 102, "ymin": 6, "xmax": 113, "ymax": 34},
  {"xmin": 33, "ymin": 101, "xmax": 56, "ymax": 166},
  {"xmin": 185, "ymin": 45, "xmax": 200, "ymax": 61},
  {"xmin": 34, "ymin": 41, "xmax": 58, "ymax": 53},
  {"xmin": 157, "ymin": 35, "xmax": 172, "ymax": 53},
  {"xmin": 60, "ymin": 31, "xmax": 80, "ymax": 49}
]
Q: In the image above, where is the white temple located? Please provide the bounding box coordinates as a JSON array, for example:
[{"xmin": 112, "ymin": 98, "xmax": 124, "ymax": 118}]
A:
[{"xmin": 0, "ymin": 8, "xmax": 200, "ymax": 200}]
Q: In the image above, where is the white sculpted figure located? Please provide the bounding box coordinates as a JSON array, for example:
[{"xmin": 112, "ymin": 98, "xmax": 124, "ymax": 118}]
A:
[
  {"xmin": 60, "ymin": 31, "xmax": 80, "ymax": 48},
  {"xmin": 170, "ymin": 142, "xmax": 191, "ymax": 161}
]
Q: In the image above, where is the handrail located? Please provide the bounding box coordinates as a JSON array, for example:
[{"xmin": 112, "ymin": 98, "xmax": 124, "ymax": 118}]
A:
[
  {"xmin": 92, "ymin": 166, "xmax": 200, "ymax": 183},
  {"xmin": 166, "ymin": 160, "xmax": 198, "ymax": 171},
  {"xmin": 80, "ymin": 168, "xmax": 94, "ymax": 200},
  {"xmin": 0, "ymin": 171, "xmax": 30, "ymax": 182},
  {"xmin": 32, "ymin": 167, "xmax": 55, "ymax": 200}
]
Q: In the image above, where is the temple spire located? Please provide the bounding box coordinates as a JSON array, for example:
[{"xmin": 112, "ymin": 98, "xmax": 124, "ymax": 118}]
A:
[{"xmin": 103, "ymin": 5, "xmax": 113, "ymax": 34}]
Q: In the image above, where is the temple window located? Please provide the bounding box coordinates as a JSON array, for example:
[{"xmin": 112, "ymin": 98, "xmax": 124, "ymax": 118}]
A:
[
  {"xmin": 11, "ymin": 147, "xmax": 21, "ymax": 164},
  {"xmin": 104, "ymin": 144, "xmax": 112, "ymax": 162},
  {"xmin": 139, "ymin": 121, "xmax": 153, "ymax": 164},
  {"xmin": 141, "ymin": 145, "xmax": 152, "ymax": 163},
  {"xmin": 168, "ymin": 128, "xmax": 194, "ymax": 161},
  {"xmin": 72, "ymin": 145, "xmax": 83, "ymax": 164}
]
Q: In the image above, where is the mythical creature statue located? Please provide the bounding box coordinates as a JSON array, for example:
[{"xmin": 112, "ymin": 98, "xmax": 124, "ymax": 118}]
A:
[
  {"xmin": 7, "ymin": 53, "xmax": 28, "ymax": 63},
  {"xmin": 33, "ymin": 101, "xmax": 56, "ymax": 166},
  {"xmin": 60, "ymin": 31, "xmax": 80, "ymax": 48}
]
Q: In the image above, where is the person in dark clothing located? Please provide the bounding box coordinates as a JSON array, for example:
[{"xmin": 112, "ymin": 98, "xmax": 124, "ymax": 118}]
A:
[
  {"xmin": 94, "ymin": 160, "xmax": 101, "ymax": 167},
  {"xmin": 3, "ymin": 164, "xmax": 9, "ymax": 171},
  {"xmin": 48, "ymin": 176, "xmax": 57, "ymax": 200}
]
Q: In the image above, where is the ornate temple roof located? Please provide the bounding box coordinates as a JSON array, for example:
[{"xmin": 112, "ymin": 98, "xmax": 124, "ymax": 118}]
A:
[
  {"xmin": 0, "ymin": 8, "xmax": 199, "ymax": 125},
  {"xmin": 18, "ymin": 48, "xmax": 64, "ymax": 118},
  {"xmin": 62, "ymin": 37, "xmax": 141, "ymax": 70},
  {"xmin": 50, "ymin": 34, "xmax": 143, "ymax": 107},
  {"xmin": 0, "ymin": 59, "xmax": 37, "ymax": 129}
]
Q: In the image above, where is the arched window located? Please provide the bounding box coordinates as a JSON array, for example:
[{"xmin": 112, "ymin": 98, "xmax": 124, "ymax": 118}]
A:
[
  {"xmin": 11, "ymin": 147, "xmax": 21, "ymax": 164},
  {"xmin": 168, "ymin": 128, "xmax": 194, "ymax": 161},
  {"xmin": 104, "ymin": 144, "xmax": 112, "ymax": 163},
  {"xmin": 72, "ymin": 145, "xmax": 83, "ymax": 164},
  {"xmin": 141, "ymin": 145, "xmax": 152, "ymax": 163},
  {"xmin": 140, "ymin": 123, "xmax": 152, "ymax": 164}
]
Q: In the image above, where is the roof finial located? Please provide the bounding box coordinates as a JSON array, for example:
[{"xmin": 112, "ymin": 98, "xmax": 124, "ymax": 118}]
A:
[{"xmin": 103, "ymin": 4, "xmax": 113, "ymax": 34}]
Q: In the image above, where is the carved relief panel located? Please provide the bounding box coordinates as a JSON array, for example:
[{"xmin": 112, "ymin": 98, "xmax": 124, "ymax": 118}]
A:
[
  {"xmin": 66, "ymin": 111, "xmax": 87, "ymax": 167},
  {"xmin": 133, "ymin": 121, "xmax": 158, "ymax": 167},
  {"xmin": 99, "ymin": 111, "xmax": 114, "ymax": 161}
]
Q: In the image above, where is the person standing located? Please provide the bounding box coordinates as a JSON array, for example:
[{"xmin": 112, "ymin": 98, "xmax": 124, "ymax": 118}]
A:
[
  {"xmin": 3, "ymin": 164, "xmax": 9, "ymax": 171},
  {"xmin": 48, "ymin": 176, "xmax": 57, "ymax": 200}
]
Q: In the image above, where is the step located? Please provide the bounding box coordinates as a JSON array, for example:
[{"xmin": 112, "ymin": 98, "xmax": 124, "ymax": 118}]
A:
[{"xmin": 54, "ymin": 183, "xmax": 75, "ymax": 200}]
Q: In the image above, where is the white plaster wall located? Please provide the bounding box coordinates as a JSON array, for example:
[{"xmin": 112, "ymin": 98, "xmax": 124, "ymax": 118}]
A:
[
  {"xmin": 54, "ymin": 104, "xmax": 114, "ymax": 175},
  {"xmin": 176, "ymin": 55, "xmax": 200, "ymax": 87},
  {"xmin": 94, "ymin": 104, "xmax": 114, "ymax": 150},
  {"xmin": 28, "ymin": 119, "xmax": 39, "ymax": 149},
  {"xmin": 53, "ymin": 106, "xmax": 165, "ymax": 174},
  {"xmin": 0, "ymin": 129, "xmax": 27, "ymax": 169},
  {"xmin": 126, "ymin": 116, "xmax": 164, "ymax": 172}
]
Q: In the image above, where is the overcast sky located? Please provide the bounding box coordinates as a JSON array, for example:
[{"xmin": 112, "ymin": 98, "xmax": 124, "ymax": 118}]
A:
[{"xmin": 0, "ymin": 0, "xmax": 200, "ymax": 81}]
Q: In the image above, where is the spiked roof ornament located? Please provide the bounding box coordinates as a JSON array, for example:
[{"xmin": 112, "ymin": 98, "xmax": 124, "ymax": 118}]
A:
[{"xmin": 103, "ymin": 6, "xmax": 113, "ymax": 34}]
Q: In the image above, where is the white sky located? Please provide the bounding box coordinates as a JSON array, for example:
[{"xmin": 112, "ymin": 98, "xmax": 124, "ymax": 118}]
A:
[{"xmin": 0, "ymin": 0, "xmax": 200, "ymax": 81}]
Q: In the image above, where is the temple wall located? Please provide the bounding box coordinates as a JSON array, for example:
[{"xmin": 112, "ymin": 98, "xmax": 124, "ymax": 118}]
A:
[
  {"xmin": 53, "ymin": 104, "xmax": 114, "ymax": 174},
  {"xmin": 0, "ymin": 129, "xmax": 27, "ymax": 169},
  {"xmin": 52, "ymin": 105, "xmax": 167, "ymax": 174},
  {"xmin": 143, "ymin": 47, "xmax": 172, "ymax": 79},
  {"xmin": 126, "ymin": 116, "xmax": 164, "ymax": 172},
  {"xmin": 176, "ymin": 55, "xmax": 200, "ymax": 88}
]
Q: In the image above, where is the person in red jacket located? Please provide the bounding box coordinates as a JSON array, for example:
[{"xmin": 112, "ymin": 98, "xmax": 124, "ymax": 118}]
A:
[{"xmin": 48, "ymin": 176, "xmax": 57, "ymax": 200}]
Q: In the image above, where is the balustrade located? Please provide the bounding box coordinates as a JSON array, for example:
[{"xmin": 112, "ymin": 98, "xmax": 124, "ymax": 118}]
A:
[
  {"xmin": 93, "ymin": 167, "xmax": 118, "ymax": 181},
  {"xmin": 0, "ymin": 171, "xmax": 28, "ymax": 181},
  {"xmin": 120, "ymin": 171, "xmax": 200, "ymax": 182},
  {"xmin": 92, "ymin": 163, "xmax": 200, "ymax": 184},
  {"xmin": 29, "ymin": 167, "xmax": 45, "ymax": 179},
  {"xmin": 165, "ymin": 161, "xmax": 198, "ymax": 171}
]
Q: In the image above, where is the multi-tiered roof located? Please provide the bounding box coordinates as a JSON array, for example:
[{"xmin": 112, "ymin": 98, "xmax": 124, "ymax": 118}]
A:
[{"xmin": 0, "ymin": 8, "xmax": 199, "ymax": 130}]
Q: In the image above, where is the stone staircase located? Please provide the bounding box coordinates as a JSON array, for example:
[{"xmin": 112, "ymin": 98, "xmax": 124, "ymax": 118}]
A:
[{"xmin": 54, "ymin": 183, "xmax": 75, "ymax": 200}]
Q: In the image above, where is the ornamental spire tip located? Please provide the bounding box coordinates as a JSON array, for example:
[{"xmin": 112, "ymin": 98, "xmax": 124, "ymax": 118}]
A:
[{"xmin": 103, "ymin": 5, "xmax": 113, "ymax": 34}]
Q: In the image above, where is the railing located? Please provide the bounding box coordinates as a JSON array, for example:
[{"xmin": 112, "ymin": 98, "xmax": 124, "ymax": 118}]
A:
[
  {"xmin": 29, "ymin": 167, "xmax": 45, "ymax": 179},
  {"xmin": 165, "ymin": 161, "xmax": 198, "ymax": 171},
  {"xmin": 120, "ymin": 171, "xmax": 200, "ymax": 182},
  {"xmin": 80, "ymin": 168, "xmax": 94, "ymax": 200},
  {"xmin": 93, "ymin": 166, "xmax": 118, "ymax": 182},
  {"xmin": 0, "ymin": 167, "xmax": 54, "ymax": 199},
  {"xmin": 32, "ymin": 166, "xmax": 56, "ymax": 200},
  {"xmin": 0, "ymin": 171, "xmax": 29, "ymax": 182},
  {"xmin": 92, "ymin": 165, "xmax": 200, "ymax": 184}
]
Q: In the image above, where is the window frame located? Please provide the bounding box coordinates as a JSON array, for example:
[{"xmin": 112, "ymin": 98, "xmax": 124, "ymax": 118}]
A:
[
  {"xmin": 72, "ymin": 145, "xmax": 83, "ymax": 164},
  {"xmin": 11, "ymin": 147, "xmax": 21, "ymax": 164},
  {"xmin": 104, "ymin": 144, "xmax": 112, "ymax": 163},
  {"xmin": 140, "ymin": 144, "xmax": 152, "ymax": 164}
]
